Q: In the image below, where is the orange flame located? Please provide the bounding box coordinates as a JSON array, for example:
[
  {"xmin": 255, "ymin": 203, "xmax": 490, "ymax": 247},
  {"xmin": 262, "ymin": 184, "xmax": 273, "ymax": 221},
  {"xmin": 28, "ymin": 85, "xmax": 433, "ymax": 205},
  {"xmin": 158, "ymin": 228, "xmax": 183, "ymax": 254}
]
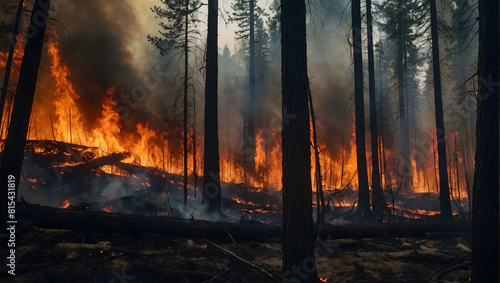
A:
[
  {"xmin": 59, "ymin": 199, "xmax": 70, "ymax": 209},
  {"xmin": 101, "ymin": 205, "xmax": 114, "ymax": 213}
]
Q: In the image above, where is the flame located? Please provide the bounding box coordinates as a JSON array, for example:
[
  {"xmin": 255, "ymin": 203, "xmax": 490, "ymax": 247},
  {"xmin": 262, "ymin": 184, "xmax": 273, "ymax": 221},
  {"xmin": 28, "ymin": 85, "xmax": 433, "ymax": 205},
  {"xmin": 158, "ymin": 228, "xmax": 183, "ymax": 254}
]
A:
[
  {"xmin": 320, "ymin": 277, "xmax": 328, "ymax": 282},
  {"xmin": 59, "ymin": 199, "xmax": 70, "ymax": 209},
  {"xmin": 0, "ymin": 30, "xmax": 26, "ymax": 139},
  {"xmin": 101, "ymin": 205, "xmax": 114, "ymax": 213},
  {"xmin": 17, "ymin": 25, "xmax": 472, "ymax": 218}
]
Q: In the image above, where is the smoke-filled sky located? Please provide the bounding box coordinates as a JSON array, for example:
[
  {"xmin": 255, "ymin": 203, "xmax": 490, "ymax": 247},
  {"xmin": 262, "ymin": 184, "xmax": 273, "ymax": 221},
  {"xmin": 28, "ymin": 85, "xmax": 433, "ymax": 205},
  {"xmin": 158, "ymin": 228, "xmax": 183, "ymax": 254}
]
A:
[{"xmin": 21, "ymin": 0, "xmax": 355, "ymax": 149}]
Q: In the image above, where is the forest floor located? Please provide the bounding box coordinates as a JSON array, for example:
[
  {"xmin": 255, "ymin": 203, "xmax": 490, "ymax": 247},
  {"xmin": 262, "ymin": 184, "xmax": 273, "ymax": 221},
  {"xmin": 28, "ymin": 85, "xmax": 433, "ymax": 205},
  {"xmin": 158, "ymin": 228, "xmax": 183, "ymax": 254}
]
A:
[{"xmin": 1, "ymin": 226, "xmax": 471, "ymax": 283}]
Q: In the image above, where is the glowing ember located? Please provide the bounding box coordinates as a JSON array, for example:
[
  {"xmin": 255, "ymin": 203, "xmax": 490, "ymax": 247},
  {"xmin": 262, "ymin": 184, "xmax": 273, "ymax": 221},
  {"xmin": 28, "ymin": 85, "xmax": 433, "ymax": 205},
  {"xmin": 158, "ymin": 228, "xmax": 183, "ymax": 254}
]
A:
[{"xmin": 320, "ymin": 278, "xmax": 328, "ymax": 282}]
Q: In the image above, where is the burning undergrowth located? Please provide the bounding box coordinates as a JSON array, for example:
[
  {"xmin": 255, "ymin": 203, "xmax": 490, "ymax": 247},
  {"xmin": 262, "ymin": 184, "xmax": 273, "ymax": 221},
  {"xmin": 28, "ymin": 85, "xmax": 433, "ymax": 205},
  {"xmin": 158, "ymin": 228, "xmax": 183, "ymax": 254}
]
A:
[{"xmin": 0, "ymin": 1, "xmax": 473, "ymax": 223}]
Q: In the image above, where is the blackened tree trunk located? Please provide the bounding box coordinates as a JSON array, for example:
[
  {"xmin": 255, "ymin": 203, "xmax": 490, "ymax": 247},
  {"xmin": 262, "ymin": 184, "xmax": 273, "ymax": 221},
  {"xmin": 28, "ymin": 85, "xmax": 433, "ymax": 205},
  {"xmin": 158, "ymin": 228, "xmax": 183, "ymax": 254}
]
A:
[
  {"xmin": 247, "ymin": 0, "xmax": 256, "ymax": 174},
  {"xmin": 192, "ymin": 92, "xmax": 197, "ymax": 196},
  {"xmin": 0, "ymin": 0, "xmax": 24, "ymax": 131},
  {"xmin": 397, "ymin": 4, "xmax": 411, "ymax": 192},
  {"xmin": 202, "ymin": 0, "xmax": 221, "ymax": 214},
  {"xmin": 281, "ymin": 0, "xmax": 318, "ymax": 281},
  {"xmin": 472, "ymin": 0, "xmax": 499, "ymax": 281},
  {"xmin": 183, "ymin": 0, "xmax": 189, "ymax": 205},
  {"xmin": 0, "ymin": 0, "xmax": 51, "ymax": 233},
  {"xmin": 309, "ymin": 87, "xmax": 325, "ymax": 225},
  {"xmin": 366, "ymin": 0, "xmax": 384, "ymax": 223},
  {"xmin": 430, "ymin": 0, "xmax": 452, "ymax": 220},
  {"xmin": 352, "ymin": 0, "xmax": 371, "ymax": 221}
]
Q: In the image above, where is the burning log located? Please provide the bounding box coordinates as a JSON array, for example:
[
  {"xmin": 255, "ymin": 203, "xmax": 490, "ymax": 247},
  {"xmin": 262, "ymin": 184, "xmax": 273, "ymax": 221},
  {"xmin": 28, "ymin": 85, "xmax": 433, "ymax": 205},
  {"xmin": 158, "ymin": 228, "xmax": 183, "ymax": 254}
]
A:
[
  {"xmin": 114, "ymin": 161, "xmax": 182, "ymax": 183},
  {"xmin": 17, "ymin": 203, "xmax": 471, "ymax": 241},
  {"xmin": 60, "ymin": 152, "xmax": 130, "ymax": 180}
]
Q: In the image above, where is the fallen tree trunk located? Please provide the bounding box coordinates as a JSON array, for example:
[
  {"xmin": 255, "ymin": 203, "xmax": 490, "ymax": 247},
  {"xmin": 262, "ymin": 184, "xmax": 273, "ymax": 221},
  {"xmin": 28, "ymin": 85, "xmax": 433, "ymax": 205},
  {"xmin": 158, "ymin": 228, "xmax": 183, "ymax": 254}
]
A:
[
  {"xmin": 17, "ymin": 203, "xmax": 472, "ymax": 241},
  {"xmin": 62, "ymin": 152, "xmax": 130, "ymax": 180}
]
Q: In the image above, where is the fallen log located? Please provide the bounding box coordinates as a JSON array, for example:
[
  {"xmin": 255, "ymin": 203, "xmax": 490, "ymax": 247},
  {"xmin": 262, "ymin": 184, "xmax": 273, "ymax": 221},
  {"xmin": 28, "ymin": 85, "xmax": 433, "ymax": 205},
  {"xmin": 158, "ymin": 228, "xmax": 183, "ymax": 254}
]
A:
[
  {"xmin": 61, "ymin": 152, "xmax": 130, "ymax": 180},
  {"xmin": 53, "ymin": 241, "xmax": 112, "ymax": 257},
  {"xmin": 114, "ymin": 161, "xmax": 181, "ymax": 182},
  {"xmin": 17, "ymin": 203, "xmax": 472, "ymax": 241}
]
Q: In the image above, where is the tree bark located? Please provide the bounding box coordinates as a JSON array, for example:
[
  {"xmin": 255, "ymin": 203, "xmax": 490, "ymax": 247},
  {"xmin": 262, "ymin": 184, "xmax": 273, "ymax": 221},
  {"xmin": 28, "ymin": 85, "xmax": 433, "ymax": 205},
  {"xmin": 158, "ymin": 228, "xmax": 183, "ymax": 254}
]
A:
[
  {"xmin": 0, "ymin": 0, "xmax": 24, "ymax": 132},
  {"xmin": 471, "ymin": 0, "xmax": 499, "ymax": 281},
  {"xmin": 352, "ymin": 0, "xmax": 371, "ymax": 221},
  {"xmin": 16, "ymin": 203, "xmax": 473, "ymax": 241},
  {"xmin": 430, "ymin": 0, "xmax": 452, "ymax": 221},
  {"xmin": 397, "ymin": 1, "xmax": 411, "ymax": 192},
  {"xmin": 202, "ymin": 0, "xmax": 221, "ymax": 214},
  {"xmin": 183, "ymin": 0, "xmax": 189, "ymax": 205},
  {"xmin": 309, "ymin": 87, "xmax": 325, "ymax": 225},
  {"xmin": 281, "ymin": 0, "xmax": 318, "ymax": 281},
  {"xmin": 0, "ymin": 0, "xmax": 51, "ymax": 233},
  {"xmin": 366, "ymin": 0, "xmax": 384, "ymax": 223},
  {"xmin": 247, "ymin": 0, "xmax": 256, "ymax": 175}
]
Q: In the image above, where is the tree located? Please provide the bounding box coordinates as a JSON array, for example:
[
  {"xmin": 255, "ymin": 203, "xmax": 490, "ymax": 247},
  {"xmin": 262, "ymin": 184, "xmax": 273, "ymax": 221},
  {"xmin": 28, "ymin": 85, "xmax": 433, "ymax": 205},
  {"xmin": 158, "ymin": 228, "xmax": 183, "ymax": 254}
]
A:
[
  {"xmin": 309, "ymin": 88, "xmax": 325, "ymax": 225},
  {"xmin": 366, "ymin": 0, "xmax": 384, "ymax": 222},
  {"xmin": 0, "ymin": 0, "xmax": 51, "ymax": 233},
  {"xmin": 148, "ymin": 0, "xmax": 201, "ymax": 205},
  {"xmin": 429, "ymin": 0, "xmax": 452, "ymax": 220},
  {"xmin": 378, "ymin": 0, "xmax": 421, "ymax": 192},
  {"xmin": 267, "ymin": 0, "xmax": 280, "ymax": 47},
  {"xmin": 230, "ymin": 0, "xmax": 266, "ymax": 176},
  {"xmin": 352, "ymin": 0, "xmax": 371, "ymax": 221},
  {"xmin": 471, "ymin": 0, "xmax": 499, "ymax": 281},
  {"xmin": 281, "ymin": 0, "xmax": 318, "ymax": 281},
  {"xmin": 446, "ymin": 0, "xmax": 478, "ymax": 209},
  {"xmin": 0, "ymin": 0, "xmax": 24, "ymax": 132},
  {"xmin": 202, "ymin": 0, "xmax": 221, "ymax": 214}
]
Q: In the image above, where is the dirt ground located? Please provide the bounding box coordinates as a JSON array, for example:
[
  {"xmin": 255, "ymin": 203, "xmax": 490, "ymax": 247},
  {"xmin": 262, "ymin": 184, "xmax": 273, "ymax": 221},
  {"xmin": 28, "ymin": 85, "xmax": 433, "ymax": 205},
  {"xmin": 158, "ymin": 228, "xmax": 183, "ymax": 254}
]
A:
[{"xmin": 1, "ymin": 227, "xmax": 471, "ymax": 283}]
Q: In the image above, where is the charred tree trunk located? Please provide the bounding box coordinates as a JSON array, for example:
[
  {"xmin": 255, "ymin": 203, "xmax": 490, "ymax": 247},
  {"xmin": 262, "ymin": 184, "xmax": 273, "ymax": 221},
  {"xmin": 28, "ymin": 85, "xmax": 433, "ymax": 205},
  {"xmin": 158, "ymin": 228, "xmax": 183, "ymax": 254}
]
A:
[
  {"xmin": 309, "ymin": 87, "xmax": 325, "ymax": 225},
  {"xmin": 378, "ymin": 49, "xmax": 390, "ymax": 190},
  {"xmin": 430, "ymin": 0, "xmax": 452, "ymax": 221},
  {"xmin": 397, "ymin": 4, "xmax": 411, "ymax": 192},
  {"xmin": 367, "ymin": 0, "xmax": 384, "ymax": 223},
  {"xmin": 202, "ymin": 0, "xmax": 221, "ymax": 214},
  {"xmin": 0, "ymin": 0, "xmax": 24, "ymax": 133},
  {"xmin": 183, "ymin": 0, "xmax": 189, "ymax": 205},
  {"xmin": 472, "ymin": 0, "xmax": 499, "ymax": 281},
  {"xmin": 193, "ymin": 91, "xmax": 197, "ymax": 197},
  {"xmin": 247, "ymin": 0, "xmax": 256, "ymax": 175},
  {"xmin": 16, "ymin": 203, "xmax": 473, "ymax": 242},
  {"xmin": 281, "ymin": 0, "xmax": 318, "ymax": 281},
  {"xmin": 352, "ymin": 0, "xmax": 371, "ymax": 221},
  {"xmin": 0, "ymin": 0, "xmax": 51, "ymax": 233}
]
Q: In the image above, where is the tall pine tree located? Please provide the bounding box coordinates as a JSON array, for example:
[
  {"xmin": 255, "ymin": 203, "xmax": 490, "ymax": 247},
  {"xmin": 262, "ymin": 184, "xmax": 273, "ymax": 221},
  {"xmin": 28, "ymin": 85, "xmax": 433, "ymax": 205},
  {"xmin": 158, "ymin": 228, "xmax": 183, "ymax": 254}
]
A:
[
  {"xmin": 352, "ymin": 0, "xmax": 371, "ymax": 221},
  {"xmin": 148, "ymin": 0, "xmax": 201, "ymax": 205},
  {"xmin": 281, "ymin": 0, "xmax": 318, "ymax": 280},
  {"xmin": 202, "ymin": 0, "xmax": 221, "ymax": 214},
  {"xmin": 230, "ymin": 0, "xmax": 267, "ymax": 178}
]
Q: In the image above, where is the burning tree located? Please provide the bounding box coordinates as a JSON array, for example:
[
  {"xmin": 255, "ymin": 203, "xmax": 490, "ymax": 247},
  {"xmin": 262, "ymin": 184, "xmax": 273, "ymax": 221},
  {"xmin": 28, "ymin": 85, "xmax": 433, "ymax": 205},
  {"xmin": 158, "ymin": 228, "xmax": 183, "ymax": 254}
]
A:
[
  {"xmin": 229, "ymin": 0, "xmax": 269, "ymax": 180},
  {"xmin": 0, "ymin": 0, "xmax": 24, "ymax": 132},
  {"xmin": 0, "ymin": 0, "xmax": 51, "ymax": 232},
  {"xmin": 148, "ymin": 0, "xmax": 202, "ymax": 205}
]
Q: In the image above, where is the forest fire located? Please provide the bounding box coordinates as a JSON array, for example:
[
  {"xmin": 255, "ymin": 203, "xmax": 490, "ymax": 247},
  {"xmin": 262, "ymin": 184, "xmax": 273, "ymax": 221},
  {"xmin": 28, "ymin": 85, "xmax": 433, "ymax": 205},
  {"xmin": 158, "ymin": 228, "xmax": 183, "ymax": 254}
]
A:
[
  {"xmin": 0, "ymin": 26, "xmax": 471, "ymax": 220},
  {"xmin": 0, "ymin": 0, "xmax": 490, "ymax": 281}
]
